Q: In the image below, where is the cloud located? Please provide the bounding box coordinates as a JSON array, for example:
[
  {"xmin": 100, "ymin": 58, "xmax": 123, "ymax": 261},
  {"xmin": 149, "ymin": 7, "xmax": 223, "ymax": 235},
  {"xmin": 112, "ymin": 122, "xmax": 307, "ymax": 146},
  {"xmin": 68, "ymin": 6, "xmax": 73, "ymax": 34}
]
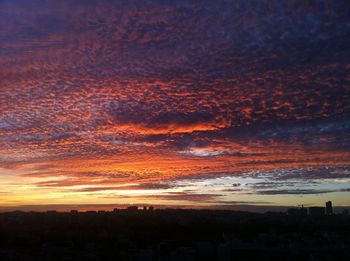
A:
[
  {"xmin": 71, "ymin": 182, "xmax": 176, "ymax": 192},
  {"xmin": 0, "ymin": 0, "xmax": 349, "ymax": 206},
  {"xmin": 256, "ymin": 188, "xmax": 350, "ymax": 195},
  {"xmin": 141, "ymin": 192, "xmax": 223, "ymax": 202},
  {"xmin": 102, "ymin": 192, "xmax": 223, "ymax": 202},
  {"xmin": 0, "ymin": 121, "xmax": 11, "ymax": 130},
  {"xmin": 213, "ymin": 200, "xmax": 272, "ymax": 205},
  {"xmin": 181, "ymin": 149, "xmax": 224, "ymax": 157}
]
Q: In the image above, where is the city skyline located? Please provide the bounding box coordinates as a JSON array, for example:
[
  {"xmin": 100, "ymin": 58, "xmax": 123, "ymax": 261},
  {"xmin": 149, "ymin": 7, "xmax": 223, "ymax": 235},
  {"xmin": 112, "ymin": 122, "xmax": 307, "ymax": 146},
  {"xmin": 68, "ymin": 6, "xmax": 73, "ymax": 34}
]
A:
[{"xmin": 1, "ymin": 0, "xmax": 350, "ymax": 211}]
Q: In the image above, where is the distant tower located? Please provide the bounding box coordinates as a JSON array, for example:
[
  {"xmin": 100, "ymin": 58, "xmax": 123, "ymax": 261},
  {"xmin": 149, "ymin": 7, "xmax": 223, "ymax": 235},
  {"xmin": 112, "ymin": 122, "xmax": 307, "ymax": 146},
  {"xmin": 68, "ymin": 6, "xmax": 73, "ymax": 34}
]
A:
[{"xmin": 326, "ymin": 201, "xmax": 333, "ymax": 215}]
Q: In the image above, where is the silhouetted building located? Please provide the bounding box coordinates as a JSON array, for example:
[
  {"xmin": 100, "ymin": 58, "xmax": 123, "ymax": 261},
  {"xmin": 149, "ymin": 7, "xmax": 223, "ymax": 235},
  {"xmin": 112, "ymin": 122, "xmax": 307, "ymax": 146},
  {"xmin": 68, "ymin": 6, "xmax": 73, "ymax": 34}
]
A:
[
  {"xmin": 287, "ymin": 208, "xmax": 299, "ymax": 216},
  {"xmin": 218, "ymin": 243, "xmax": 231, "ymax": 261},
  {"xmin": 326, "ymin": 201, "xmax": 333, "ymax": 215},
  {"xmin": 1, "ymin": 208, "xmax": 350, "ymax": 260},
  {"xmin": 308, "ymin": 207, "xmax": 325, "ymax": 216},
  {"xmin": 300, "ymin": 206, "xmax": 308, "ymax": 216},
  {"xmin": 127, "ymin": 206, "xmax": 138, "ymax": 211},
  {"xmin": 287, "ymin": 206, "xmax": 307, "ymax": 217},
  {"xmin": 342, "ymin": 209, "xmax": 349, "ymax": 216},
  {"xmin": 196, "ymin": 242, "xmax": 215, "ymax": 261}
]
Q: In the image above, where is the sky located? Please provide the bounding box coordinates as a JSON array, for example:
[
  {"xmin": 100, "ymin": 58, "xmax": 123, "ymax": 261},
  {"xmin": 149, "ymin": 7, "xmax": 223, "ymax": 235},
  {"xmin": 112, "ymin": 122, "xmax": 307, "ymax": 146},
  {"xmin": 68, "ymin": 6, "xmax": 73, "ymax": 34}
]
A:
[{"xmin": 0, "ymin": 0, "xmax": 350, "ymax": 211}]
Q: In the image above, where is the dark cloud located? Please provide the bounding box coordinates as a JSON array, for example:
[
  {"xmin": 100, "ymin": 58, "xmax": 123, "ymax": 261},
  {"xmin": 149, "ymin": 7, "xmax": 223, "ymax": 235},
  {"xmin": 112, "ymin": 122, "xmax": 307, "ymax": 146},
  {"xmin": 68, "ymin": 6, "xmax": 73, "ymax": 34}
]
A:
[
  {"xmin": 256, "ymin": 188, "xmax": 350, "ymax": 195},
  {"xmin": 99, "ymin": 191, "xmax": 223, "ymax": 202},
  {"xmin": 213, "ymin": 200, "xmax": 272, "ymax": 205},
  {"xmin": 72, "ymin": 182, "xmax": 176, "ymax": 192},
  {"xmin": 255, "ymin": 166, "xmax": 350, "ymax": 181},
  {"xmin": 139, "ymin": 192, "xmax": 223, "ymax": 202}
]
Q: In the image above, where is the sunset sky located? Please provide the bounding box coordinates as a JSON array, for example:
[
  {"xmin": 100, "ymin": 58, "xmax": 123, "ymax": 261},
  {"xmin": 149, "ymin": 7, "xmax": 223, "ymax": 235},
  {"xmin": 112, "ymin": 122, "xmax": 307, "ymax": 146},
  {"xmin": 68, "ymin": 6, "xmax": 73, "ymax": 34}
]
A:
[{"xmin": 1, "ymin": 0, "xmax": 350, "ymax": 211}]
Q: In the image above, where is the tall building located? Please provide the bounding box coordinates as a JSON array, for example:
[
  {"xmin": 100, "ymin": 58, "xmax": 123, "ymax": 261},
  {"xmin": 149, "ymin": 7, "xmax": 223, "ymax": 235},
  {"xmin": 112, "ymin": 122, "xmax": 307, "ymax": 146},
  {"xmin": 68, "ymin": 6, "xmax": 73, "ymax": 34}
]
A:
[{"xmin": 326, "ymin": 201, "xmax": 333, "ymax": 215}]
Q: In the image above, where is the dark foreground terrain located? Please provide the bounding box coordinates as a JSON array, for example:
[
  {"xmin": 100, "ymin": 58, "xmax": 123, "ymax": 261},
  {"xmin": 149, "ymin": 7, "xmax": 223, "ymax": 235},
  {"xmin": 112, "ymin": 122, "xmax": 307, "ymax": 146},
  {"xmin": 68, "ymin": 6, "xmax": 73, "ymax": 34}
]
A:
[{"xmin": 0, "ymin": 209, "xmax": 349, "ymax": 261}]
